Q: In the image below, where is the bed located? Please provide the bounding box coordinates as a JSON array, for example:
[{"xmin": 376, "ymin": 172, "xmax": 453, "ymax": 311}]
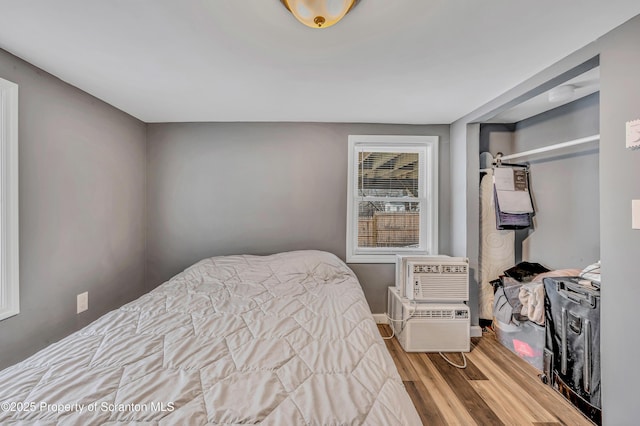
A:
[{"xmin": 0, "ymin": 250, "xmax": 421, "ymax": 425}]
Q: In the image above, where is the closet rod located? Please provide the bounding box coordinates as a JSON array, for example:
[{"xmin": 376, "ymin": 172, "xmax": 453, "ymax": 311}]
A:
[{"xmin": 498, "ymin": 134, "xmax": 600, "ymax": 161}]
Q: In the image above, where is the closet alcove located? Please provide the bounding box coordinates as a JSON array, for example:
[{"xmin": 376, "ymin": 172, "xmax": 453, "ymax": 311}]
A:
[
  {"xmin": 473, "ymin": 62, "xmax": 602, "ymax": 423},
  {"xmin": 477, "ymin": 65, "xmax": 600, "ymax": 320}
]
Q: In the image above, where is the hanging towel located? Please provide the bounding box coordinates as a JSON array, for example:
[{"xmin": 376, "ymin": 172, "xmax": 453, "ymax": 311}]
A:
[
  {"xmin": 493, "ymin": 166, "xmax": 534, "ymax": 230},
  {"xmin": 493, "ymin": 167, "xmax": 534, "ymax": 214},
  {"xmin": 494, "ymin": 188, "xmax": 532, "ymax": 229}
]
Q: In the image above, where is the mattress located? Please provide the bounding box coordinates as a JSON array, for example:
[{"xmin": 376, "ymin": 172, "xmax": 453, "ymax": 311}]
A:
[
  {"xmin": 479, "ymin": 170, "xmax": 515, "ymax": 320},
  {"xmin": 0, "ymin": 250, "xmax": 421, "ymax": 425}
]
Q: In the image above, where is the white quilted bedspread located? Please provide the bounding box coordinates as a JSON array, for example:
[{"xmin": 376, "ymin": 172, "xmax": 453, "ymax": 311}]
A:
[{"xmin": 0, "ymin": 250, "xmax": 421, "ymax": 425}]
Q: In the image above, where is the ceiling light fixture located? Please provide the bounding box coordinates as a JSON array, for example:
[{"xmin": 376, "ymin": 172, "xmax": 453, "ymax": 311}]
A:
[
  {"xmin": 280, "ymin": 0, "xmax": 361, "ymax": 29},
  {"xmin": 548, "ymin": 84, "xmax": 576, "ymax": 103}
]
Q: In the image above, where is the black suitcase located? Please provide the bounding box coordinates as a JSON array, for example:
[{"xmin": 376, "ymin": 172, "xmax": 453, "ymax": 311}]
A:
[{"xmin": 543, "ymin": 277, "xmax": 601, "ymax": 425}]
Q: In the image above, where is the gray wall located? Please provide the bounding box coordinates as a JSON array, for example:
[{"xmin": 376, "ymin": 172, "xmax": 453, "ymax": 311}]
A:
[
  {"xmin": 479, "ymin": 94, "xmax": 600, "ymax": 269},
  {"xmin": 465, "ymin": 124, "xmax": 481, "ymax": 326},
  {"xmin": 451, "ymin": 13, "xmax": 640, "ymax": 423},
  {"xmin": 479, "ymin": 123, "xmax": 514, "ymax": 155},
  {"xmin": 449, "ymin": 46, "xmax": 600, "ymax": 329},
  {"xmin": 397, "ymin": 34, "xmax": 599, "ymax": 329},
  {"xmin": 146, "ymin": 122, "xmax": 450, "ymax": 313},
  {"xmin": 514, "ymin": 94, "xmax": 600, "ymax": 268},
  {"xmin": 0, "ymin": 49, "xmax": 147, "ymax": 370},
  {"xmin": 599, "ymin": 14, "xmax": 640, "ymax": 425},
  {"xmin": 449, "ymin": 121, "xmax": 468, "ymax": 259}
]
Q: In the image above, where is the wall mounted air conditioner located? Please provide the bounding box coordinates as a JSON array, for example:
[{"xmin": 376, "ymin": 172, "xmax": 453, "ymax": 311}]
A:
[
  {"xmin": 388, "ymin": 287, "xmax": 470, "ymax": 352},
  {"xmin": 396, "ymin": 255, "xmax": 469, "ymax": 302}
]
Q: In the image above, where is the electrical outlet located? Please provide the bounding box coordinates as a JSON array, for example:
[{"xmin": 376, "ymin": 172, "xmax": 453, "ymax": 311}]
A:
[
  {"xmin": 633, "ymin": 200, "xmax": 640, "ymax": 230},
  {"xmin": 77, "ymin": 292, "xmax": 88, "ymax": 314}
]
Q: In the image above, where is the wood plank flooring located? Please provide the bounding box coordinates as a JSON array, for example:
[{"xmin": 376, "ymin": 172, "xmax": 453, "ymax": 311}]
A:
[{"xmin": 378, "ymin": 324, "xmax": 593, "ymax": 426}]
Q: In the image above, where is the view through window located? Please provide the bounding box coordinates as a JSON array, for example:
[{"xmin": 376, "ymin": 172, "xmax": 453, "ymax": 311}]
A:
[
  {"xmin": 347, "ymin": 135, "xmax": 438, "ymax": 263},
  {"xmin": 357, "ymin": 151, "xmax": 420, "ymax": 248}
]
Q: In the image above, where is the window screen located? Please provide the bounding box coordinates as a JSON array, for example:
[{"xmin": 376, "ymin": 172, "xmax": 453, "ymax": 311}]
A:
[{"xmin": 357, "ymin": 151, "xmax": 420, "ymax": 248}]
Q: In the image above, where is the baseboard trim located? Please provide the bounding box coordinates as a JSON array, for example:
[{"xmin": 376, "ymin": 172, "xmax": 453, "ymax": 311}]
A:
[
  {"xmin": 470, "ymin": 325, "xmax": 483, "ymax": 337},
  {"xmin": 372, "ymin": 314, "xmax": 389, "ymax": 324}
]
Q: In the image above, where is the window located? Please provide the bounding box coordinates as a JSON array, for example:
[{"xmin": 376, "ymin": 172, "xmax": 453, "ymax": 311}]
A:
[
  {"xmin": 347, "ymin": 135, "xmax": 438, "ymax": 263},
  {"xmin": 0, "ymin": 77, "xmax": 19, "ymax": 321}
]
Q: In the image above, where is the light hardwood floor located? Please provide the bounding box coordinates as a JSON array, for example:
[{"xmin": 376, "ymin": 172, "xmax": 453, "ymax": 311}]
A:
[{"xmin": 378, "ymin": 324, "xmax": 593, "ymax": 426}]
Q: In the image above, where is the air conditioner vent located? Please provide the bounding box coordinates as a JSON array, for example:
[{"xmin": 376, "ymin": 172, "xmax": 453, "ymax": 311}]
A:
[
  {"xmin": 412, "ymin": 263, "xmax": 467, "ymax": 274},
  {"xmin": 413, "ymin": 264, "xmax": 441, "ymax": 274},
  {"xmin": 443, "ymin": 264, "xmax": 467, "ymax": 274},
  {"xmin": 414, "ymin": 309, "xmax": 452, "ymax": 319}
]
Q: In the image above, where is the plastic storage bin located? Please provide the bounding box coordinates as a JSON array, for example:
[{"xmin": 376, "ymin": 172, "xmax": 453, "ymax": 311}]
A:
[{"xmin": 494, "ymin": 319, "xmax": 545, "ymax": 370}]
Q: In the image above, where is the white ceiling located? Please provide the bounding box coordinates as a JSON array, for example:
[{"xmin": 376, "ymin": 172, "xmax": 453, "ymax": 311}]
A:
[{"xmin": 0, "ymin": 1, "xmax": 638, "ymax": 124}]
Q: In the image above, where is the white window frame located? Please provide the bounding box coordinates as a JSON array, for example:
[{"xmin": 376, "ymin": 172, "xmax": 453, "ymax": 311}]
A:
[
  {"xmin": 347, "ymin": 135, "xmax": 438, "ymax": 263},
  {"xmin": 0, "ymin": 77, "xmax": 19, "ymax": 321}
]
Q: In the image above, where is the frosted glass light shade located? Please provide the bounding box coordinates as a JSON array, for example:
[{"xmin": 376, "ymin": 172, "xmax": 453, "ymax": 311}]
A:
[
  {"xmin": 548, "ymin": 85, "xmax": 576, "ymax": 103},
  {"xmin": 280, "ymin": 0, "xmax": 360, "ymax": 29}
]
